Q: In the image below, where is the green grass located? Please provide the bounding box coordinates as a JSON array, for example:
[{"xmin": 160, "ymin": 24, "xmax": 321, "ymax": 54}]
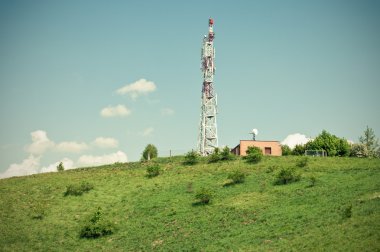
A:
[{"xmin": 0, "ymin": 156, "xmax": 379, "ymax": 251}]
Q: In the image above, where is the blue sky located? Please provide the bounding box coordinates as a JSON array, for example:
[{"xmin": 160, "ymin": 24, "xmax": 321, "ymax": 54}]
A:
[{"xmin": 1, "ymin": 0, "xmax": 379, "ymax": 178}]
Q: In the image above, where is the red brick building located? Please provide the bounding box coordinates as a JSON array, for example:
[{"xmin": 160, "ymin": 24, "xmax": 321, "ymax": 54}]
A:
[{"xmin": 231, "ymin": 140, "xmax": 282, "ymax": 156}]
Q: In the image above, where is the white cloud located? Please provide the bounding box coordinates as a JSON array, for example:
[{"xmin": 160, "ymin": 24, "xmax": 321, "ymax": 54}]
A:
[
  {"xmin": 100, "ymin": 105, "xmax": 131, "ymax": 117},
  {"xmin": 26, "ymin": 130, "xmax": 55, "ymax": 155},
  {"xmin": 281, "ymin": 133, "xmax": 311, "ymax": 149},
  {"xmin": 116, "ymin": 79, "xmax": 156, "ymax": 99},
  {"xmin": 141, "ymin": 127, "xmax": 154, "ymax": 137},
  {"xmin": 55, "ymin": 142, "xmax": 89, "ymax": 153},
  {"xmin": 77, "ymin": 151, "xmax": 128, "ymax": 167},
  {"xmin": 0, "ymin": 155, "xmax": 40, "ymax": 179},
  {"xmin": 40, "ymin": 158, "xmax": 74, "ymax": 173},
  {"xmin": 161, "ymin": 108, "xmax": 174, "ymax": 116},
  {"xmin": 93, "ymin": 137, "xmax": 119, "ymax": 148}
]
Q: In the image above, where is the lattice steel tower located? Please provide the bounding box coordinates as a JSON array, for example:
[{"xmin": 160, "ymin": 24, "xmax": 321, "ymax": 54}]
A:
[{"xmin": 198, "ymin": 18, "xmax": 218, "ymax": 156}]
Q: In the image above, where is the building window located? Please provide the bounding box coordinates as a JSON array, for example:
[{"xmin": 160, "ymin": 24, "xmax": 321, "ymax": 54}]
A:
[{"xmin": 265, "ymin": 147, "xmax": 272, "ymax": 155}]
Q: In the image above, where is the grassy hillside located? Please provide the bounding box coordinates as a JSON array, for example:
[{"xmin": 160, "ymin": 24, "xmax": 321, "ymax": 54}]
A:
[{"xmin": 0, "ymin": 156, "xmax": 379, "ymax": 251}]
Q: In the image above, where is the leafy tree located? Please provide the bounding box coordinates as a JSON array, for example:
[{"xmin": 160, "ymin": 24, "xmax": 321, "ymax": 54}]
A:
[
  {"xmin": 141, "ymin": 144, "xmax": 158, "ymax": 161},
  {"xmin": 245, "ymin": 146, "xmax": 263, "ymax": 163},
  {"xmin": 57, "ymin": 162, "xmax": 64, "ymax": 172},
  {"xmin": 306, "ymin": 130, "xmax": 350, "ymax": 157},
  {"xmin": 359, "ymin": 126, "xmax": 379, "ymax": 158},
  {"xmin": 281, "ymin": 145, "xmax": 292, "ymax": 156},
  {"xmin": 184, "ymin": 150, "xmax": 199, "ymax": 165},
  {"xmin": 220, "ymin": 146, "xmax": 235, "ymax": 161},
  {"xmin": 292, "ymin": 144, "xmax": 306, "ymax": 156}
]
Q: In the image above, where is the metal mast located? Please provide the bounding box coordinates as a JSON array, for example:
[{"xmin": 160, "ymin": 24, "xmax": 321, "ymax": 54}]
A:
[{"xmin": 198, "ymin": 18, "xmax": 218, "ymax": 156}]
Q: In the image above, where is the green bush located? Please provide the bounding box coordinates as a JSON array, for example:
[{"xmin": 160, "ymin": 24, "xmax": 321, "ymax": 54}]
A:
[
  {"xmin": 307, "ymin": 175, "xmax": 317, "ymax": 187},
  {"xmin": 146, "ymin": 165, "xmax": 161, "ymax": 178},
  {"xmin": 194, "ymin": 187, "xmax": 213, "ymax": 204},
  {"xmin": 208, "ymin": 148, "xmax": 221, "ymax": 163},
  {"xmin": 80, "ymin": 207, "xmax": 114, "ymax": 239},
  {"xmin": 227, "ymin": 170, "xmax": 246, "ymax": 184},
  {"xmin": 64, "ymin": 182, "xmax": 94, "ymax": 196},
  {"xmin": 184, "ymin": 150, "xmax": 199, "ymax": 165},
  {"xmin": 220, "ymin": 146, "xmax": 235, "ymax": 161},
  {"xmin": 274, "ymin": 167, "xmax": 301, "ymax": 185},
  {"xmin": 342, "ymin": 204, "xmax": 352, "ymax": 219},
  {"xmin": 296, "ymin": 157, "xmax": 309, "ymax": 168},
  {"xmin": 281, "ymin": 145, "xmax": 292, "ymax": 156},
  {"xmin": 245, "ymin": 146, "xmax": 263, "ymax": 163},
  {"xmin": 292, "ymin": 144, "xmax": 306, "ymax": 156}
]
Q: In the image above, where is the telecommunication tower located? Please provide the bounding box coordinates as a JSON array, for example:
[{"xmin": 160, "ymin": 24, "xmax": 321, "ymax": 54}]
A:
[{"xmin": 198, "ymin": 18, "xmax": 218, "ymax": 156}]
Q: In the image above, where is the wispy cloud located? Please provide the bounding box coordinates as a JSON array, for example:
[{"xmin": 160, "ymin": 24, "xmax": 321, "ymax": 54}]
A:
[
  {"xmin": 92, "ymin": 137, "xmax": 119, "ymax": 148},
  {"xmin": 161, "ymin": 108, "xmax": 174, "ymax": 116},
  {"xmin": 26, "ymin": 130, "xmax": 54, "ymax": 155},
  {"xmin": 116, "ymin": 79, "xmax": 156, "ymax": 100},
  {"xmin": 281, "ymin": 133, "xmax": 311, "ymax": 149},
  {"xmin": 77, "ymin": 151, "xmax": 128, "ymax": 167},
  {"xmin": 55, "ymin": 142, "xmax": 89, "ymax": 153},
  {"xmin": 100, "ymin": 105, "xmax": 131, "ymax": 117},
  {"xmin": 141, "ymin": 127, "xmax": 154, "ymax": 137},
  {"xmin": 0, "ymin": 155, "xmax": 40, "ymax": 179}
]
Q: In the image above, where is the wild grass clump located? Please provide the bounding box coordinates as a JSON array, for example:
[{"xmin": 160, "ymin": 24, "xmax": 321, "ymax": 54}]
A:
[
  {"xmin": 225, "ymin": 170, "xmax": 246, "ymax": 186},
  {"xmin": 30, "ymin": 203, "xmax": 46, "ymax": 220},
  {"xmin": 307, "ymin": 175, "xmax": 317, "ymax": 187},
  {"xmin": 146, "ymin": 165, "xmax": 161, "ymax": 178},
  {"xmin": 184, "ymin": 150, "xmax": 199, "ymax": 165},
  {"xmin": 64, "ymin": 182, "xmax": 94, "ymax": 196},
  {"xmin": 194, "ymin": 187, "xmax": 213, "ymax": 205},
  {"xmin": 274, "ymin": 167, "xmax": 301, "ymax": 185},
  {"xmin": 245, "ymin": 146, "xmax": 263, "ymax": 164},
  {"xmin": 80, "ymin": 207, "xmax": 114, "ymax": 239},
  {"xmin": 342, "ymin": 204, "xmax": 353, "ymax": 219},
  {"xmin": 296, "ymin": 157, "xmax": 309, "ymax": 168}
]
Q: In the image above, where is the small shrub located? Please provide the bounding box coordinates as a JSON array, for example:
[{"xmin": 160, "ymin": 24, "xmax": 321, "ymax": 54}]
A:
[
  {"xmin": 227, "ymin": 170, "xmax": 246, "ymax": 184},
  {"xmin": 57, "ymin": 162, "xmax": 64, "ymax": 172},
  {"xmin": 208, "ymin": 148, "xmax": 221, "ymax": 163},
  {"xmin": 80, "ymin": 207, "xmax": 114, "ymax": 239},
  {"xmin": 194, "ymin": 187, "xmax": 213, "ymax": 204},
  {"xmin": 307, "ymin": 175, "xmax": 317, "ymax": 187},
  {"xmin": 220, "ymin": 146, "xmax": 235, "ymax": 161},
  {"xmin": 342, "ymin": 204, "xmax": 352, "ymax": 219},
  {"xmin": 64, "ymin": 182, "xmax": 94, "ymax": 196},
  {"xmin": 266, "ymin": 165, "xmax": 278, "ymax": 173},
  {"xmin": 296, "ymin": 157, "xmax": 309, "ymax": 168},
  {"xmin": 274, "ymin": 167, "xmax": 301, "ymax": 185},
  {"xmin": 184, "ymin": 150, "xmax": 199, "ymax": 165},
  {"xmin": 146, "ymin": 165, "xmax": 161, "ymax": 178},
  {"xmin": 245, "ymin": 146, "xmax": 263, "ymax": 164}
]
